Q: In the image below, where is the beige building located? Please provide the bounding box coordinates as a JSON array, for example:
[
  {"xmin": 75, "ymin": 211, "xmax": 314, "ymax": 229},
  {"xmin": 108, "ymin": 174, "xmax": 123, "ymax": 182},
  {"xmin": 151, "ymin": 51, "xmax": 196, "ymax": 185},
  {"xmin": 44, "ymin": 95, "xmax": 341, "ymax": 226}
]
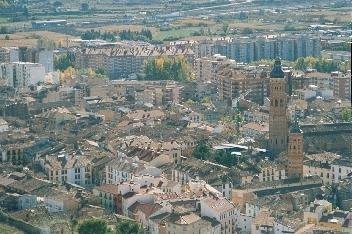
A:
[
  {"xmin": 195, "ymin": 54, "xmax": 228, "ymax": 83},
  {"xmin": 200, "ymin": 196, "xmax": 239, "ymax": 234},
  {"xmin": 93, "ymin": 184, "xmax": 119, "ymax": 212},
  {"xmin": 331, "ymin": 71, "xmax": 351, "ymax": 100},
  {"xmin": 217, "ymin": 63, "xmax": 268, "ymax": 106},
  {"xmin": 166, "ymin": 212, "xmax": 220, "ymax": 234}
]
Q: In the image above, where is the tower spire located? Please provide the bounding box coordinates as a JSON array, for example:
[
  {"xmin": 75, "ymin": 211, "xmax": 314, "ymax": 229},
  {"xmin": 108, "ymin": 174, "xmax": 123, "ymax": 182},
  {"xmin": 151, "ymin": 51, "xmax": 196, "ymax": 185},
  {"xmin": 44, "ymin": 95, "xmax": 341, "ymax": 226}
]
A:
[{"xmin": 270, "ymin": 58, "xmax": 285, "ymax": 78}]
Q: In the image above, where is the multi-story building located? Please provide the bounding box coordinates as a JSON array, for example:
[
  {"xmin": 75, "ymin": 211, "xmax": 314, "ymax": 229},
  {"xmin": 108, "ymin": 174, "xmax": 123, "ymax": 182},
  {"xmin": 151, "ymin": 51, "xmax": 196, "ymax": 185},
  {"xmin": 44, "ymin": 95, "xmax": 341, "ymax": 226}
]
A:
[
  {"xmin": 200, "ymin": 196, "xmax": 239, "ymax": 234},
  {"xmin": 269, "ymin": 59, "xmax": 289, "ymax": 155},
  {"xmin": 295, "ymin": 35, "xmax": 321, "ymax": 59},
  {"xmin": 277, "ymin": 38, "xmax": 296, "ymax": 61},
  {"xmin": 195, "ymin": 54, "xmax": 228, "ymax": 84},
  {"xmin": 75, "ymin": 45, "xmax": 195, "ymax": 80},
  {"xmin": 40, "ymin": 153, "xmax": 93, "ymax": 187},
  {"xmin": 217, "ymin": 63, "xmax": 268, "ymax": 106},
  {"xmin": 254, "ymin": 39, "xmax": 276, "ymax": 61},
  {"xmin": 0, "ymin": 142, "xmax": 31, "ymax": 164},
  {"xmin": 38, "ymin": 49, "xmax": 54, "ymax": 73},
  {"xmin": 331, "ymin": 71, "xmax": 351, "ymax": 100},
  {"xmin": 194, "ymin": 34, "xmax": 321, "ymax": 64},
  {"xmin": 104, "ymin": 157, "xmax": 141, "ymax": 184},
  {"xmin": 303, "ymin": 154, "xmax": 352, "ymax": 185},
  {"xmin": 0, "ymin": 62, "xmax": 45, "ymax": 90},
  {"xmin": 93, "ymin": 184, "xmax": 119, "ymax": 212},
  {"xmin": 0, "ymin": 47, "xmax": 19, "ymax": 63},
  {"xmin": 226, "ymin": 40, "xmax": 255, "ymax": 63},
  {"xmin": 4, "ymin": 47, "xmax": 54, "ymax": 72}
]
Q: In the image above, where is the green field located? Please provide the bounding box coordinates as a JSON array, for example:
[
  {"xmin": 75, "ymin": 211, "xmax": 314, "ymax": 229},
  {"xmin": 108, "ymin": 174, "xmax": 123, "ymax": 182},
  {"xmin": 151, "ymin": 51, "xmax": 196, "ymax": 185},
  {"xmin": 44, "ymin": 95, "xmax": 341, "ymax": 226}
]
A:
[{"xmin": 153, "ymin": 27, "xmax": 204, "ymax": 41}]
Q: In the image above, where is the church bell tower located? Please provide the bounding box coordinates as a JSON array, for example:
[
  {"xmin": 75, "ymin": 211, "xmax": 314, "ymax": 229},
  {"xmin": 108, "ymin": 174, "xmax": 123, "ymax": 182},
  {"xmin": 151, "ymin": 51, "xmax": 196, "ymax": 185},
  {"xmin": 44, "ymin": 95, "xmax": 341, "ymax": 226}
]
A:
[{"xmin": 269, "ymin": 59, "xmax": 288, "ymax": 156}]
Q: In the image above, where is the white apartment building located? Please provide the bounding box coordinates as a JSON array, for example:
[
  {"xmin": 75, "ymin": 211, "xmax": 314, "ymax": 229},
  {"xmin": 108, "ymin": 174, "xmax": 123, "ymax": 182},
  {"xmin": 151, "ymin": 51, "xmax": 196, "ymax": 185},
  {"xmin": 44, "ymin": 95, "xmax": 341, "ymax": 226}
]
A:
[
  {"xmin": 40, "ymin": 153, "xmax": 92, "ymax": 187},
  {"xmin": 303, "ymin": 157, "xmax": 352, "ymax": 185},
  {"xmin": 0, "ymin": 62, "xmax": 45, "ymax": 90},
  {"xmin": 104, "ymin": 156, "xmax": 148, "ymax": 184},
  {"xmin": 200, "ymin": 196, "xmax": 239, "ymax": 234}
]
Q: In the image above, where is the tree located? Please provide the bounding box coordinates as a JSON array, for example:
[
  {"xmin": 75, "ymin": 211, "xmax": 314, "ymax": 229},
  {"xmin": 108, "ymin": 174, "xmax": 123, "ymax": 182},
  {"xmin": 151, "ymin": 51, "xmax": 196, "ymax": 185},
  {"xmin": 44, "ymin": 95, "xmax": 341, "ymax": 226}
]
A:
[
  {"xmin": 59, "ymin": 67, "xmax": 76, "ymax": 84},
  {"xmin": 341, "ymin": 108, "xmax": 352, "ymax": 122},
  {"xmin": 222, "ymin": 23, "xmax": 229, "ymax": 34},
  {"xmin": 294, "ymin": 57, "xmax": 341, "ymax": 73},
  {"xmin": 78, "ymin": 219, "xmax": 107, "ymax": 234},
  {"xmin": 192, "ymin": 139, "xmax": 211, "ymax": 160},
  {"xmin": 233, "ymin": 113, "xmax": 243, "ymax": 132},
  {"xmin": 116, "ymin": 220, "xmax": 142, "ymax": 234},
  {"xmin": 95, "ymin": 67, "xmax": 106, "ymax": 75},
  {"xmin": 239, "ymin": 11, "xmax": 248, "ymax": 20},
  {"xmin": 4, "ymin": 35, "xmax": 10, "ymax": 40},
  {"xmin": 0, "ymin": 26, "xmax": 8, "ymax": 34},
  {"xmin": 118, "ymin": 29, "xmax": 152, "ymax": 42},
  {"xmin": 53, "ymin": 1, "xmax": 63, "ymax": 8},
  {"xmin": 81, "ymin": 3, "xmax": 89, "ymax": 11},
  {"xmin": 241, "ymin": 27, "xmax": 253, "ymax": 35},
  {"xmin": 284, "ymin": 24, "xmax": 296, "ymax": 31},
  {"xmin": 214, "ymin": 150, "xmax": 237, "ymax": 167},
  {"xmin": 37, "ymin": 37, "xmax": 56, "ymax": 49},
  {"xmin": 295, "ymin": 57, "xmax": 306, "ymax": 71},
  {"xmin": 54, "ymin": 53, "xmax": 75, "ymax": 71},
  {"xmin": 141, "ymin": 56, "xmax": 192, "ymax": 81}
]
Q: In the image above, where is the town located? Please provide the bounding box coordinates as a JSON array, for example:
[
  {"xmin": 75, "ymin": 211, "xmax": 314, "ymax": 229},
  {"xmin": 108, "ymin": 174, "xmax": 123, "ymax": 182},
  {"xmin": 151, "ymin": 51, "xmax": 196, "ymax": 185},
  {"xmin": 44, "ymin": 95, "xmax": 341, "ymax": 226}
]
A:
[{"xmin": 0, "ymin": 0, "xmax": 351, "ymax": 233}]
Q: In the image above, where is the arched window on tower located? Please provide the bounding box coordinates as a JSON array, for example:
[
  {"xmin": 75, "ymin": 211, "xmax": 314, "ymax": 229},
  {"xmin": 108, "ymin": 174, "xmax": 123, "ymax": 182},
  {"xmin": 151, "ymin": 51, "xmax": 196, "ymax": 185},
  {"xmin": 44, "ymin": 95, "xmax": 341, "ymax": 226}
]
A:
[
  {"xmin": 275, "ymin": 99, "xmax": 278, "ymax": 107},
  {"xmin": 280, "ymin": 99, "xmax": 283, "ymax": 107}
]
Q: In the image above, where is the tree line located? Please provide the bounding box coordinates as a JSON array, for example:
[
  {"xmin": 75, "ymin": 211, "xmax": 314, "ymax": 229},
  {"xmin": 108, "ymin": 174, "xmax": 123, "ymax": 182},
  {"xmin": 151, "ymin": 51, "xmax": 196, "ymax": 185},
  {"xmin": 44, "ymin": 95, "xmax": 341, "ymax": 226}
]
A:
[
  {"xmin": 81, "ymin": 29, "xmax": 116, "ymax": 42},
  {"xmin": 295, "ymin": 56, "xmax": 341, "ymax": 73},
  {"xmin": 119, "ymin": 29, "xmax": 152, "ymax": 41},
  {"xmin": 140, "ymin": 56, "xmax": 192, "ymax": 81}
]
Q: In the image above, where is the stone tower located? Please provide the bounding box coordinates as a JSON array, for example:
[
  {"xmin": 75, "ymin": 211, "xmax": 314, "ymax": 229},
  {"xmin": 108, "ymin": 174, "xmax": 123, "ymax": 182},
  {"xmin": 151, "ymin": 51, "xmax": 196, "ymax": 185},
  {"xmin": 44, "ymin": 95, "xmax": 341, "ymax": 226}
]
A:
[
  {"xmin": 287, "ymin": 112, "xmax": 304, "ymax": 178},
  {"xmin": 269, "ymin": 59, "xmax": 288, "ymax": 155}
]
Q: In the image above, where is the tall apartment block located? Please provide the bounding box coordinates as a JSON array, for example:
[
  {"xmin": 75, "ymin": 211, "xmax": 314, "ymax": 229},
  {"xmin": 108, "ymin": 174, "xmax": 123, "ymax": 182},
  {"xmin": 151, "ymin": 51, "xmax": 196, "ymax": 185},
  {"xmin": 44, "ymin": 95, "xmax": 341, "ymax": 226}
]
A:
[
  {"xmin": 1, "ymin": 47, "xmax": 53, "ymax": 73},
  {"xmin": 216, "ymin": 62, "xmax": 268, "ymax": 106},
  {"xmin": 0, "ymin": 62, "xmax": 45, "ymax": 90},
  {"xmin": 194, "ymin": 34, "xmax": 321, "ymax": 64},
  {"xmin": 75, "ymin": 46, "xmax": 195, "ymax": 80}
]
